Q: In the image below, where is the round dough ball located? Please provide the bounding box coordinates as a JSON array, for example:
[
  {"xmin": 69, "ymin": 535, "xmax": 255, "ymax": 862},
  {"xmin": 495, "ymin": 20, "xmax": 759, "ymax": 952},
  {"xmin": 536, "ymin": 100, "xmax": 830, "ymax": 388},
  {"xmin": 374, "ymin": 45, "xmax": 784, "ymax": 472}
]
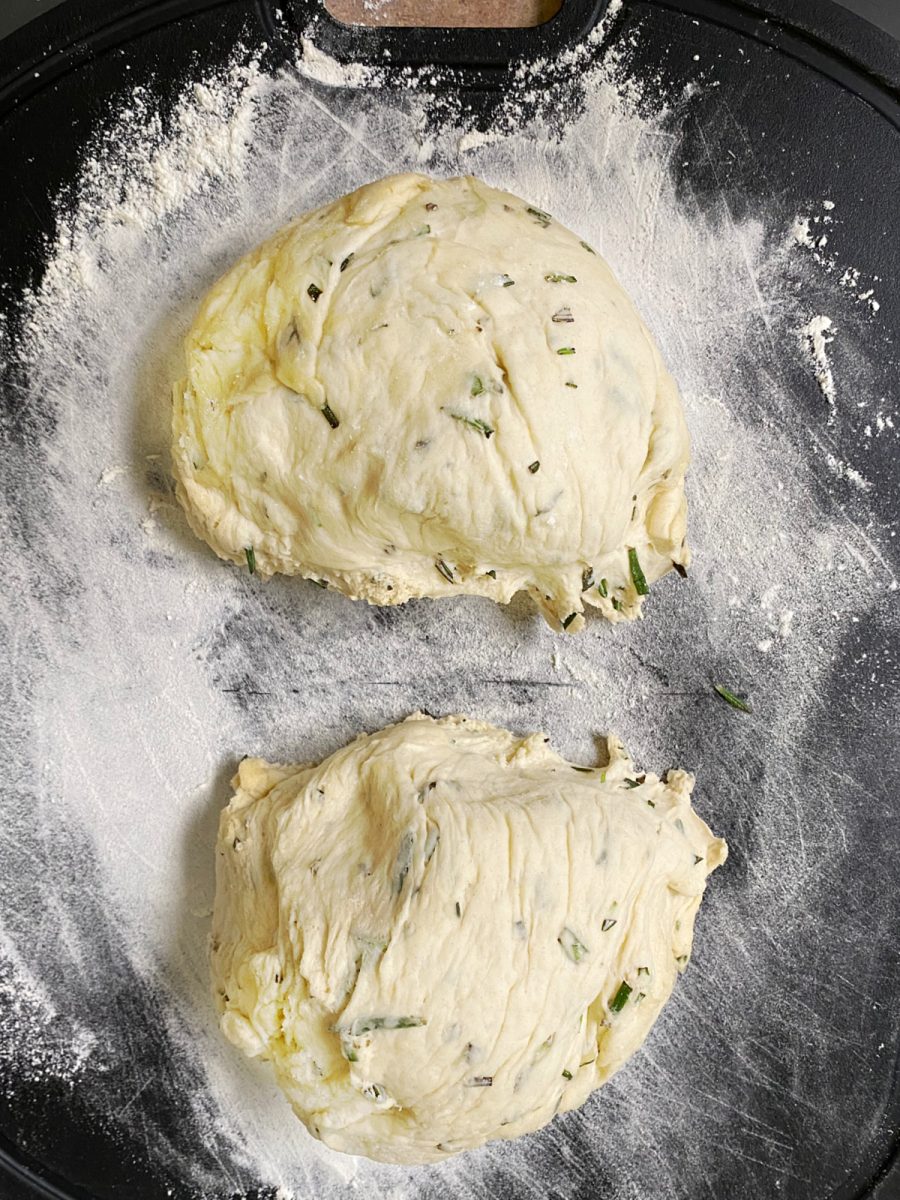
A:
[
  {"xmin": 211, "ymin": 714, "xmax": 726, "ymax": 1163},
  {"xmin": 173, "ymin": 174, "xmax": 690, "ymax": 631}
]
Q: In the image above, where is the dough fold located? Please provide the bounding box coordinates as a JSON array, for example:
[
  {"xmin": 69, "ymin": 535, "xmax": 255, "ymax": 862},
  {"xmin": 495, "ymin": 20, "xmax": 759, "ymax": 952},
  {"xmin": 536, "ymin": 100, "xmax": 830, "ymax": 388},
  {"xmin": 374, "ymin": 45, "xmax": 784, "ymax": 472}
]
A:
[
  {"xmin": 174, "ymin": 174, "xmax": 690, "ymax": 631},
  {"xmin": 211, "ymin": 714, "xmax": 726, "ymax": 1162}
]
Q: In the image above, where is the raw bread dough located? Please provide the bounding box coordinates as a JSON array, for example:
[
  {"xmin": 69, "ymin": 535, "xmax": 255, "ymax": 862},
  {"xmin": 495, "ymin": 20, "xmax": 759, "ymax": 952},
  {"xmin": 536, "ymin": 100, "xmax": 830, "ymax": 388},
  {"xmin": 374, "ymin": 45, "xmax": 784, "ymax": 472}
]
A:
[
  {"xmin": 211, "ymin": 714, "xmax": 726, "ymax": 1163},
  {"xmin": 174, "ymin": 174, "xmax": 690, "ymax": 632}
]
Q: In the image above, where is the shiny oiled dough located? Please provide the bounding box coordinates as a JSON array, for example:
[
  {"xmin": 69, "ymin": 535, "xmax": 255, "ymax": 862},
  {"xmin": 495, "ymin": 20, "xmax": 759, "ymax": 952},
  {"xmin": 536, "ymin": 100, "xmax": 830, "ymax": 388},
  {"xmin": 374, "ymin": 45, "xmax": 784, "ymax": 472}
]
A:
[
  {"xmin": 173, "ymin": 174, "xmax": 690, "ymax": 631},
  {"xmin": 211, "ymin": 714, "xmax": 726, "ymax": 1162}
]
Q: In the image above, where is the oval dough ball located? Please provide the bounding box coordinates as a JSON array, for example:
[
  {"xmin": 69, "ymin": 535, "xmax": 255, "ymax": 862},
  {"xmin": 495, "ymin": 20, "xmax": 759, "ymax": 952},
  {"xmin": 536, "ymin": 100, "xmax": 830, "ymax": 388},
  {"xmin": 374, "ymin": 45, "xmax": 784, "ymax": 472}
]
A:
[
  {"xmin": 211, "ymin": 714, "xmax": 726, "ymax": 1163},
  {"xmin": 173, "ymin": 174, "xmax": 690, "ymax": 631}
]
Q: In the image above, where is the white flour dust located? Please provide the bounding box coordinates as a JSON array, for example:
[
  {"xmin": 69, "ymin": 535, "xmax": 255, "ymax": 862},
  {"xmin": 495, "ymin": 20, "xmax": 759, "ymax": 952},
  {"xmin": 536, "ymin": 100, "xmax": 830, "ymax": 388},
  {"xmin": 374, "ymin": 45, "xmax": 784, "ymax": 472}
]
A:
[{"xmin": 2, "ymin": 18, "xmax": 898, "ymax": 1200}]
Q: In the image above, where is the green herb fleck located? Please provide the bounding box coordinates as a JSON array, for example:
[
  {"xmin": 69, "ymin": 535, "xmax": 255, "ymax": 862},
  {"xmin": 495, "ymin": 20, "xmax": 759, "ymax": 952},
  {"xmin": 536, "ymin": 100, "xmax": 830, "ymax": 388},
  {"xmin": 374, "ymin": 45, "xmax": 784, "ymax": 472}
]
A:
[
  {"xmin": 344, "ymin": 1046, "xmax": 358, "ymax": 1061},
  {"xmin": 444, "ymin": 409, "xmax": 494, "ymax": 438},
  {"xmin": 562, "ymin": 1069, "xmax": 573, "ymax": 1080},
  {"xmin": 311, "ymin": 578, "xmax": 328, "ymax": 589},
  {"xmin": 414, "ymin": 224, "xmax": 431, "ymax": 236},
  {"xmin": 713, "ymin": 684, "xmax": 752, "ymax": 713},
  {"xmin": 562, "ymin": 612, "xmax": 578, "ymax": 630},
  {"xmin": 307, "ymin": 283, "xmax": 322, "ymax": 302},
  {"xmin": 628, "ymin": 547, "xmax": 650, "ymax": 595},
  {"xmin": 609, "ymin": 981, "xmax": 633, "ymax": 1013},
  {"xmin": 471, "ymin": 375, "xmax": 485, "ymax": 396},
  {"xmin": 674, "ymin": 561, "xmax": 688, "ymax": 578},
  {"xmin": 676, "ymin": 954, "xmax": 689, "ymax": 967},
  {"xmin": 635, "ymin": 992, "xmax": 646, "ymax": 1004},
  {"xmin": 455, "ymin": 901, "xmax": 461, "ymax": 917},
  {"xmin": 484, "ymin": 569, "xmax": 496, "ymax": 579},
  {"xmin": 601, "ymin": 918, "xmax": 617, "ymax": 932},
  {"xmin": 526, "ymin": 206, "xmax": 552, "ymax": 227},
  {"xmin": 647, "ymin": 799, "xmax": 656, "ymax": 808},
  {"xmin": 612, "ymin": 597, "xmax": 622, "ymax": 612},
  {"xmin": 565, "ymin": 381, "xmax": 578, "ymax": 388},
  {"xmin": 528, "ymin": 460, "xmax": 541, "ymax": 474},
  {"xmin": 637, "ymin": 966, "xmax": 650, "ymax": 976},
  {"xmin": 499, "ymin": 274, "xmax": 516, "ymax": 287},
  {"xmin": 339, "ymin": 253, "xmax": 354, "ymax": 272},
  {"xmin": 694, "ymin": 854, "xmax": 704, "ymax": 865},
  {"xmin": 436, "ymin": 559, "xmax": 455, "ymax": 583},
  {"xmin": 321, "ymin": 402, "xmax": 340, "ymax": 429},
  {"xmin": 582, "ymin": 567, "xmax": 595, "ymax": 591},
  {"xmin": 580, "ymin": 240, "xmax": 596, "ymax": 254},
  {"xmin": 597, "ymin": 578, "xmax": 608, "ymax": 598},
  {"xmin": 556, "ymin": 346, "xmax": 576, "ymax": 356},
  {"xmin": 624, "ymin": 778, "xmax": 641, "ymax": 789},
  {"xmin": 572, "ymin": 766, "xmax": 593, "ymax": 774},
  {"xmin": 392, "ymin": 832, "xmax": 415, "ymax": 895},
  {"xmin": 552, "ymin": 306, "xmax": 574, "ymax": 324},
  {"xmin": 545, "ymin": 273, "xmax": 577, "ymax": 283},
  {"xmin": 558, "ymin": 927, "xmax": 589, "ymax": 963},
  {"xmin": 244, "ymin": 546, "xmax": 256, "ymax": 575},
  {"xmin": 344, "ymin": 1015, "xmax": 426, "ymax": 1037}
]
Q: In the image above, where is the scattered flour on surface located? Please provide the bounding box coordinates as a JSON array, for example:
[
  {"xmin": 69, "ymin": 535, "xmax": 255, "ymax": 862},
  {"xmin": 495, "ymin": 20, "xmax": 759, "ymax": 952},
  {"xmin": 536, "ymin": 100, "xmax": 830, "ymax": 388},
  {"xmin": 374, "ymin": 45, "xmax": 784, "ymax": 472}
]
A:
[{"xmin": 1, "ymin": 18, "xmax": 898, "ymax": 1200}]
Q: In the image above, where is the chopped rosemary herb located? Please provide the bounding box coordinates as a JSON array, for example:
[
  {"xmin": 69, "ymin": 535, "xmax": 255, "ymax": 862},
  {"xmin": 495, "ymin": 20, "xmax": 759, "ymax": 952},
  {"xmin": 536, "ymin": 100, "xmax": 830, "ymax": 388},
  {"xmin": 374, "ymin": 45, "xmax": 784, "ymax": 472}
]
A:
[
  {"xmin": 624, "ymin": 778, "xmax": 641, "ymax": 789},
  {"xmin": 545, "ymin": 273, "xmax": 577, "ymax": 283},
  {"xmin": 436, "ymin": 559, "xmax": 455, "ymax": 583},
  {"xmin": 526, "ymin": 206, "xmax": 552, "ymax": 227},
  {"xmin": 556, "ymin": 347, "xmax": 576, "ymax": 356},
  {"xmin": 628, "ymin": 547, "xmax": 650, "ymax": 595},
  {"xmin": 307, "ymin": 283, "xmax": 322, "ymax": 302},
  {"xmin": 467, "ymin": 1075, "xmax": 493, "ymax": 1087},
  {"xmin": 444, "ymin": 409, "xmax": 494, "ymax": 438},
  {"xmin": 637, "ymin": 966, "xmax": 650, "ymax": 976},
  {"xmin": 562, "ymin": 1069, "xmax": 573, "ymax": 1080},
  {"xmin": 674, "ymin": 561, "xmax": 688, "ymax": 578},
  {"xmin": 339, "ymin": 253, "xmax": 353, "ymax": 272},
  {"xmin": 609, "ymin": 981, "xmax": 633, "ymax": 1013},
  {"xmin": 528, "ymin": 460, "xmax": 541, "ymax": 474},
  {"xmin": 580, "ymin": 240, "xmax": 596, "ymax": 254},
  {"xmin": 714, "ymin": 684, "xmax": 752, "ymax": 713},
  {"xmin": 582, "ymin": 567, "xmax": 595, "ymax": 591},
  {"xmin": 562, "ymin": 612, "xmax": 578, "ymax": 630},
  {"xmin": 558, "ymin": 927, "xmax": 589, "ymax": 963},
  {"xmin": 552, "ymin": 306, "xmax": 575, "ymax": 323},
  {"xmin": 345, "ymin": 1015, "xmax": 426, "ymax": 1036},
  {"xmin": 601, "ymin": 918, "xmax": 617, "ymax": 932},
  {"xmin": 597, "ymin": 578, "xmax": 608, "ymax": 598},
  {"xmin": 392, "ymin": 832, "xmax": 415, "ymax": 895},
  {"xmin": 244, "ymin": 546, "xmax": 256, "ymax": 575},
  {"xmin": 321, "ymin": 402, "xmax": 340, "ymax": 429}
]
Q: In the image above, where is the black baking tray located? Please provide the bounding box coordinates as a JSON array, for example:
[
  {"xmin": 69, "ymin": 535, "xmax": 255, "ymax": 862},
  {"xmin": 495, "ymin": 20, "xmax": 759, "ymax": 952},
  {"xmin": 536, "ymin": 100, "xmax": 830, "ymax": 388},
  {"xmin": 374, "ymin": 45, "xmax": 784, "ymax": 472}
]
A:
[{"xmin": 1, "ymin": 1, "xmax": 899, "ymax": 1198}]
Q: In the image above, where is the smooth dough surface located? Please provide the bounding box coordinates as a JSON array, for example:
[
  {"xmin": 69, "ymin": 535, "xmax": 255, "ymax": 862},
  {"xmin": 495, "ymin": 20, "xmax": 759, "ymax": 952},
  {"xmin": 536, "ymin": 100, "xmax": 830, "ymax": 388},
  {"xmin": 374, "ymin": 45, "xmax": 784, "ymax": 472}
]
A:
[
  {"xmin": 174, "ymin": 174, "xmax": 690, "ymax": 631},
  {"xmin": 211, "ymin": 714, "xmax": 726, "ymax": 1163}
]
